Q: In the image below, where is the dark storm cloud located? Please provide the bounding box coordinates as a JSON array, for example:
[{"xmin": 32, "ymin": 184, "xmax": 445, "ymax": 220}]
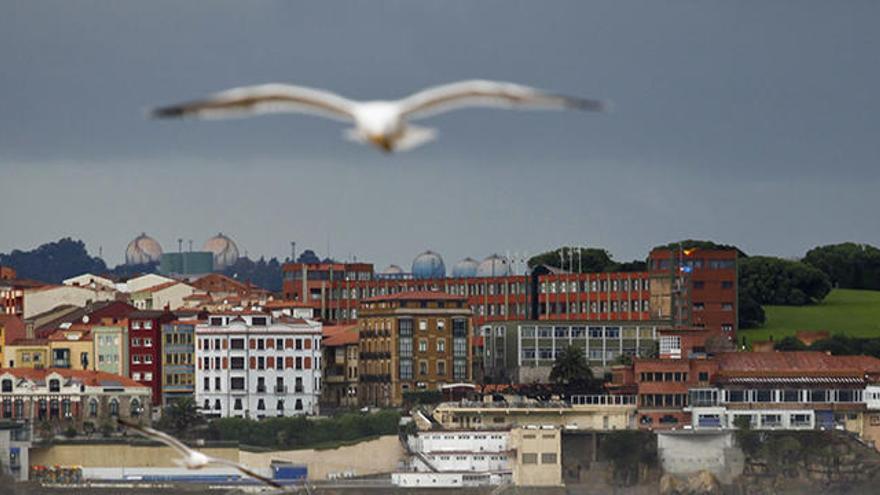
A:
[{"xmin": 1, "ymin": 0, "xmax": 878, "ymax": 268}]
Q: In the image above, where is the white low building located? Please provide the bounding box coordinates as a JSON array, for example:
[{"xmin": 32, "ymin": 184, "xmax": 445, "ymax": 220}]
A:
[
  {"xmin": 195, "ymin": 312, "xmax": 322, "ymax": 418},
  {"xmin": 394, "ymin": 430, "xmax": 512, "ymax": 487}
]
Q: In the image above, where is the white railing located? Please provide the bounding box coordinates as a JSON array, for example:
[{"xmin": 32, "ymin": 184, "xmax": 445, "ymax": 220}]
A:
[{"xmin": 570, "ymin": 395, "xmax": 637, "ymax": 406}]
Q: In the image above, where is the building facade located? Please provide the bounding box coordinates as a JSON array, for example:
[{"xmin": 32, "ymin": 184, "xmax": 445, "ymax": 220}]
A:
[
  {"xmin": 92, "ymin": 325, "xmax": 129, "ymax": 377},
  {"xmin": 358, "ymin": 292, "xmax": 472, "ymax": 408},
  {"xmin": 0, "ymin": 368, "xmax": 151, "ymax": 432},
  {"xmin": 482, "ymin": 320, "xmax": 663, "ymax": 383},
  {"xmin": 194, "ymin": 312, "xmax": 322, "ymax": 418},
  {"xmin": 321, "ymin": 324, "xmax": 359, "ymax": 409},
  {"xmin": 161, "ymin": 320, "xmax": 198, "ymax": 406},
  {"xmin": 128, "ymin": 310, "xmax": 175, "ymax": 405}
]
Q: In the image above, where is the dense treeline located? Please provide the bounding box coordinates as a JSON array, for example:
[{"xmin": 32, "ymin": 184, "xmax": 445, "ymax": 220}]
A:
[
  {"xmin": 774, "ymin": 334, "xmax": 880, "ymax": 358},
  {"xmin": 739, "ymin": 256, "xmax": 831, "ymax": 305},
  {"xmin": 205, "ymin": 410, "xmax": 401, "ymax": 449},
  {"xmin": 803, "ymin": 243, "xmax": 880, "ymax": 290},
  {"xmin": 0, "ymin": 238, "xmax": 107, "ymax": 283},
  {"xmin": 527, "ymin": 247, "xmax": 646, "ymax": 273}
]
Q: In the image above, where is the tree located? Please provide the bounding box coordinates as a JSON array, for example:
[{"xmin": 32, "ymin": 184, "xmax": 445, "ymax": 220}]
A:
[
  {"xmin": 157, "ymin": 397, "xmax": 203, "ymax": 437},
  {"xmin": 804, "ymin": 243, "xmax": 880, "ymax": 290},
  {"xmin": 739, "ymin": 256, "xmax": 831, "ymax": 306},
  {"xmin": 223, "ymin": 256, "xmax": 284, "ymax": 292},
  {"xmin": 773, "ymin": 336, "xmax": 808, "ymax": 351},
  {"xmin": 527, "ymin": 246, "xmax": 646, "ymax": 273},
  {"xmin": 738, "ymin": 294, "xmax": 766, "ymax": 329},
  {"xmin": 549, "ymin": 346, "xmax": 599, "ymax": 395},
  {"xmin": 0, "ymin": 238, "xmax": 107, "ymax": 283},
  {"xmin": 652, "ymin": 239, "xmax": 747, "ymax": 258}
]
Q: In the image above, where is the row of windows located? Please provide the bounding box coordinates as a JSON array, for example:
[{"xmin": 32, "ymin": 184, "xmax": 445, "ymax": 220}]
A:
[
  {"xmin": 522, "ymin": 326, "xmax": 627, "ymax": 339},
  {"xmin": 201, "ymin": 355, "xmax": 316, "ymax": 371},
  {"xmin": 131, "ymin": 338, "xmax": 153, "ymax": 347},
  {"xmin": 199, "ymin": 337, "xmax": 317, "ymax": 351},
  {"xmin": 205, "ymin": 397, "xmax": 306, "ymax": 411},
  {"xmin": 131, "ymin": 320, "xmax": 153, "ymax": 330},
  {"xmin": 541, "ymin": 278, "xmax": 649, "ymax": 294},
  {"xmin": 692, "ymin": 302, "xmax": 735, "ymax": 311}
]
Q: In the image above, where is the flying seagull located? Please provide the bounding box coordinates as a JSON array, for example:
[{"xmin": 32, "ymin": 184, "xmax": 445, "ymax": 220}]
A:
[
  {"xmin": 118, "ymin": 419, "xmax": 282, "ymax": 488},
  {"xmin": 151, "ymin": 80, "xmax": 607, "ymax": 152}
]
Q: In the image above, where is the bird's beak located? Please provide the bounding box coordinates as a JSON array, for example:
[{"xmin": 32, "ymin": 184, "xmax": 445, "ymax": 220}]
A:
[{"xmin": 368, "ymin": 135, "xmax": 394, "ymax": 153}]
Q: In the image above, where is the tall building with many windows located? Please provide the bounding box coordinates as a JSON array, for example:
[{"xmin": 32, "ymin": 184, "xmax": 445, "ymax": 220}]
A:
[
  {"xmin": 194, "ymin": 312, "xmax": 322, "ymax": 418},
  {"xmin": 161, "ymin": 319, "xmax": 199, "ymax": 406},
  {"xmin": 358, "ymin": 292, "xmax": 472, "ymax": 407}
]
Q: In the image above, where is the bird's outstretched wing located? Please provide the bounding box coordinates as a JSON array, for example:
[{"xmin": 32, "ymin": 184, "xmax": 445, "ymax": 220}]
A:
[
  {"xmin": 209, "ymin": 457, "xmax": 283, "ymax": 489},
  {"xmin": 398, "ymin": 80, "xmax": 607, "ymax": 120},
  {"xmin": 151, "ymin": 84, "xmax": 357, "ymax": 122},
  {"xmin": 118, "ymin": 418, "xmax": 194, "ymax": 458}
]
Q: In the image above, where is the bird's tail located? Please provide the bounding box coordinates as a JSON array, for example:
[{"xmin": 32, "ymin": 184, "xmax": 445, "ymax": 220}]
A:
[{"xmin": 394, "ymin": 125, "xmax": 437, "ymax": 152}]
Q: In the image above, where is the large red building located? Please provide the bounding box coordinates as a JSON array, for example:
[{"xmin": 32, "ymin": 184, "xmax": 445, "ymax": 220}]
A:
[{"xmin": 280, "ymin": 247, "xmax": 739, "ymax": 340}]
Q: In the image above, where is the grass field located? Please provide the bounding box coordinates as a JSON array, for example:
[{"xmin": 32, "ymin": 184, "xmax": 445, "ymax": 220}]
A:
[{"xmin": 740, "ymin": 289, "xmax": 880, "ymax": 344}]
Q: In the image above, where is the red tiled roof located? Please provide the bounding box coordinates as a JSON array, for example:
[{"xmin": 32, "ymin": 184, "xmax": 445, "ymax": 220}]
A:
[
  {"xmin": 0, "ymin": 368, "xmax": 146, "ymax": 388},
  {"xmin": 362, "ymin": 291, "xmax": 467, "ymax": 303},
  {"xmin": 323, "ymin": 324, "xmax": 359, "ymax": 346},
  {"xmin": 716, "ymin": 351, "xmax": 880, "ymax": 376},
  {"xmin": 0, "ymin": 315, "xmax": 26, "ymax": 344}
]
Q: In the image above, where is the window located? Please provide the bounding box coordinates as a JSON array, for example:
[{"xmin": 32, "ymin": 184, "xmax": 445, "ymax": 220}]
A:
[
  {"xmin": 437, "ymin": 361, "xmax": 446, "ymax": 376},
  {"xmin": 419, "ymin": 361, "xmax": 428, "ymax": 376},
  {"xmin": 234, "ymin": 398, "xmax": 243, "ymax": 410},
  {"xmin": 203, "ymin": 377, "xmax": 210, "ymax": 391},
  {"xmin": 721, "ymin": 303, "xmax": 734, "ymax": 311},
  {"xmin": 231, "ymin": 357, "xmax": 245, "ymax": 369},
  {"xmin": 418, "ymin": 339, "xmax": 428, "ymax": 353},
  {"xmin": 230, "ymin": 338, "xmax": 245, "ymax": 350},
  {"xmin": 437, "ymin": 339, "xmax": 446, "ymax": 353},
  {"xmin": 231, "ymin": 377, "xmax": 245, "ymax": 390},
  {"xmin": 541, "ymin": 453, "xmax": 557, "ymax": 464},
  {"xmin": 109, "ymin": 399, "xmax": 119, "ymax": 416},
  {"xmin": 144, "ymin": 338, "xmax": 153, "ymax": 347},
  {"xmin": 721, "ymin": 281, "xmax": 734, "ymax": 289},
  {"xmin": 522, "ymin": 453, "xmax": 538, "ymax": 465},
  {"xmin": 252, "ymin": 317, "xmax": 267, "ymax": 326},
  {"xmin": 698, "ymin": 372, "xmax": 709, "ymax": 382},
  {"xmin": 1, "ymin": 380, "xmax": 11, "ymax": 393},
  {"xmin": 89, "ymin": 399, "xmax": 98, "ymax": 417},
  {"xmin": 419, "ymin": 320, "xmax": 427, "ymax": 331}
]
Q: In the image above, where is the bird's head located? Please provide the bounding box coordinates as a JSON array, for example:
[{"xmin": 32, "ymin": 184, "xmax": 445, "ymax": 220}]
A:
[{"xmin": 367, "ymin": 134, "xmax": 395, "ymax": 153}]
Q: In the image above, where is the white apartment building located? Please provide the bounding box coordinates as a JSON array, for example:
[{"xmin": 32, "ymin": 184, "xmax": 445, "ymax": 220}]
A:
[{"xmin": 195, "ymin": 312, "xmax": 322, "ymax": 419}]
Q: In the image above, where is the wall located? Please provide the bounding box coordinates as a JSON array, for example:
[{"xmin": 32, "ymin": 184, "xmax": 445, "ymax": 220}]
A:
[
  {"xmin": 239, "ymin": 435, "xmax": 403, "ymax": 481},
  {"xmin": 657, "ymin": 431, "xmax": 744, "ymax": 484},
  {"xmin": 30, "ymin": 442, "xmax": 238, "ymax": 467},
  {"xmin": 23, "ymin": 286, "xmax": 116, "ymax": 319}
]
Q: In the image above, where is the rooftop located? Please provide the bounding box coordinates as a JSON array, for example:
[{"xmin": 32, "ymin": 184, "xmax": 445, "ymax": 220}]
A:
[{"xmin": 0, "ymin": 368, "xmax": 147, "ymax": 388}]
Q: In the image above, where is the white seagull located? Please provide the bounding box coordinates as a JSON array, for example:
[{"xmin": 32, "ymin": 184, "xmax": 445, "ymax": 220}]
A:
[
  {"xmin": 151, "ymin": 79, "xmax": 607, "ymax": 152},
  {"xmin": 118, "ymin": 419, "xmax": 282, "ymax": 489}
]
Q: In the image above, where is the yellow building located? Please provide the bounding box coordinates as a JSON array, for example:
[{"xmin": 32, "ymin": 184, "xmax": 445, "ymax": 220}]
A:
[
  {"xmin": 5, "ymin": 339, "xmax": 50, "ymax": 369},
  {"xmin": 47, "ymin": 328, "xmax": 95, "ymax": 370}
]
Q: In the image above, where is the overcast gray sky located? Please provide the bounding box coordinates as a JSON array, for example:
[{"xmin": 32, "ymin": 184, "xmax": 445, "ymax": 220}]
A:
[{"xmin": 1, "ymin": 1, "xmax": 878, "ymax": 269}]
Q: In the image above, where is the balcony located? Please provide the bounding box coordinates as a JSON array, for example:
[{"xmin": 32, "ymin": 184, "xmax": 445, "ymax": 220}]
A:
[{"xmin": 52, "ymin": 360, "xmax": 71, "ymax": 369}]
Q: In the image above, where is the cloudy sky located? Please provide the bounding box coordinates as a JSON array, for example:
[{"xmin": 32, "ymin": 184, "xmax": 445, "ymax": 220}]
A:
[{"xmin": 1, "ymin": 1, "xmax": 878, "ymax": 270}]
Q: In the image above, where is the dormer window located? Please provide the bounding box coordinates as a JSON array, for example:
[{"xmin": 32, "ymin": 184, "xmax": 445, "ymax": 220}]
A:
[
  {"xmin": 1, "ymin": 379, "xmax": 12, "ymax": 393},
  {"xmin": 49, "ymin": 379, "xmax": 61, "ymax": 393}
]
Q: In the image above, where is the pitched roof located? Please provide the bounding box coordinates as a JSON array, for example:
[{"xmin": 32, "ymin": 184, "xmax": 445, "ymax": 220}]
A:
[
  {"xmin": 716, "ymin": 351, "xmax": 880, "ymax": 377},
  {"xmin": 0, "ymin": 368, "xmax": 146, "ymax": 388},
  {"xmin": 322, "ymin": 324, "xmax": 359, "ymax": 346},
  {"xmin": 362, "ymin": 291, "xmax": 467, "ymax": 303}
]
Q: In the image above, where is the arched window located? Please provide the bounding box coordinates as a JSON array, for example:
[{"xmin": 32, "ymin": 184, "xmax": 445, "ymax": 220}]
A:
[
  {"xmin": 89, "ymin": 398, "xmax": 98, "ymax": 417},
  {"xmin": 109, "ymin": 399, "xmax": 119, "ymax": 416},
  {"xmin": 130, "ymin": 399, "xmax": 141, "ymax": 418},
  {"xmin": 62, "ymin": 399, "xmax": 71, "ymax": 418}
]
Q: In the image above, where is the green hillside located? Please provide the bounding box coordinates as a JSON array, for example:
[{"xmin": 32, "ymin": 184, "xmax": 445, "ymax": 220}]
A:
[{"xmin": 741, "ymin": 289, "xmax": 880, "ymax": 344}]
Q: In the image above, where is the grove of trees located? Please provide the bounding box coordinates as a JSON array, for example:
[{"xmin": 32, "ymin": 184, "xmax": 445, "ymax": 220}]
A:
[{"xmin": 803, "ymin": 243, "xmax": 880, "ymax": 290}]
